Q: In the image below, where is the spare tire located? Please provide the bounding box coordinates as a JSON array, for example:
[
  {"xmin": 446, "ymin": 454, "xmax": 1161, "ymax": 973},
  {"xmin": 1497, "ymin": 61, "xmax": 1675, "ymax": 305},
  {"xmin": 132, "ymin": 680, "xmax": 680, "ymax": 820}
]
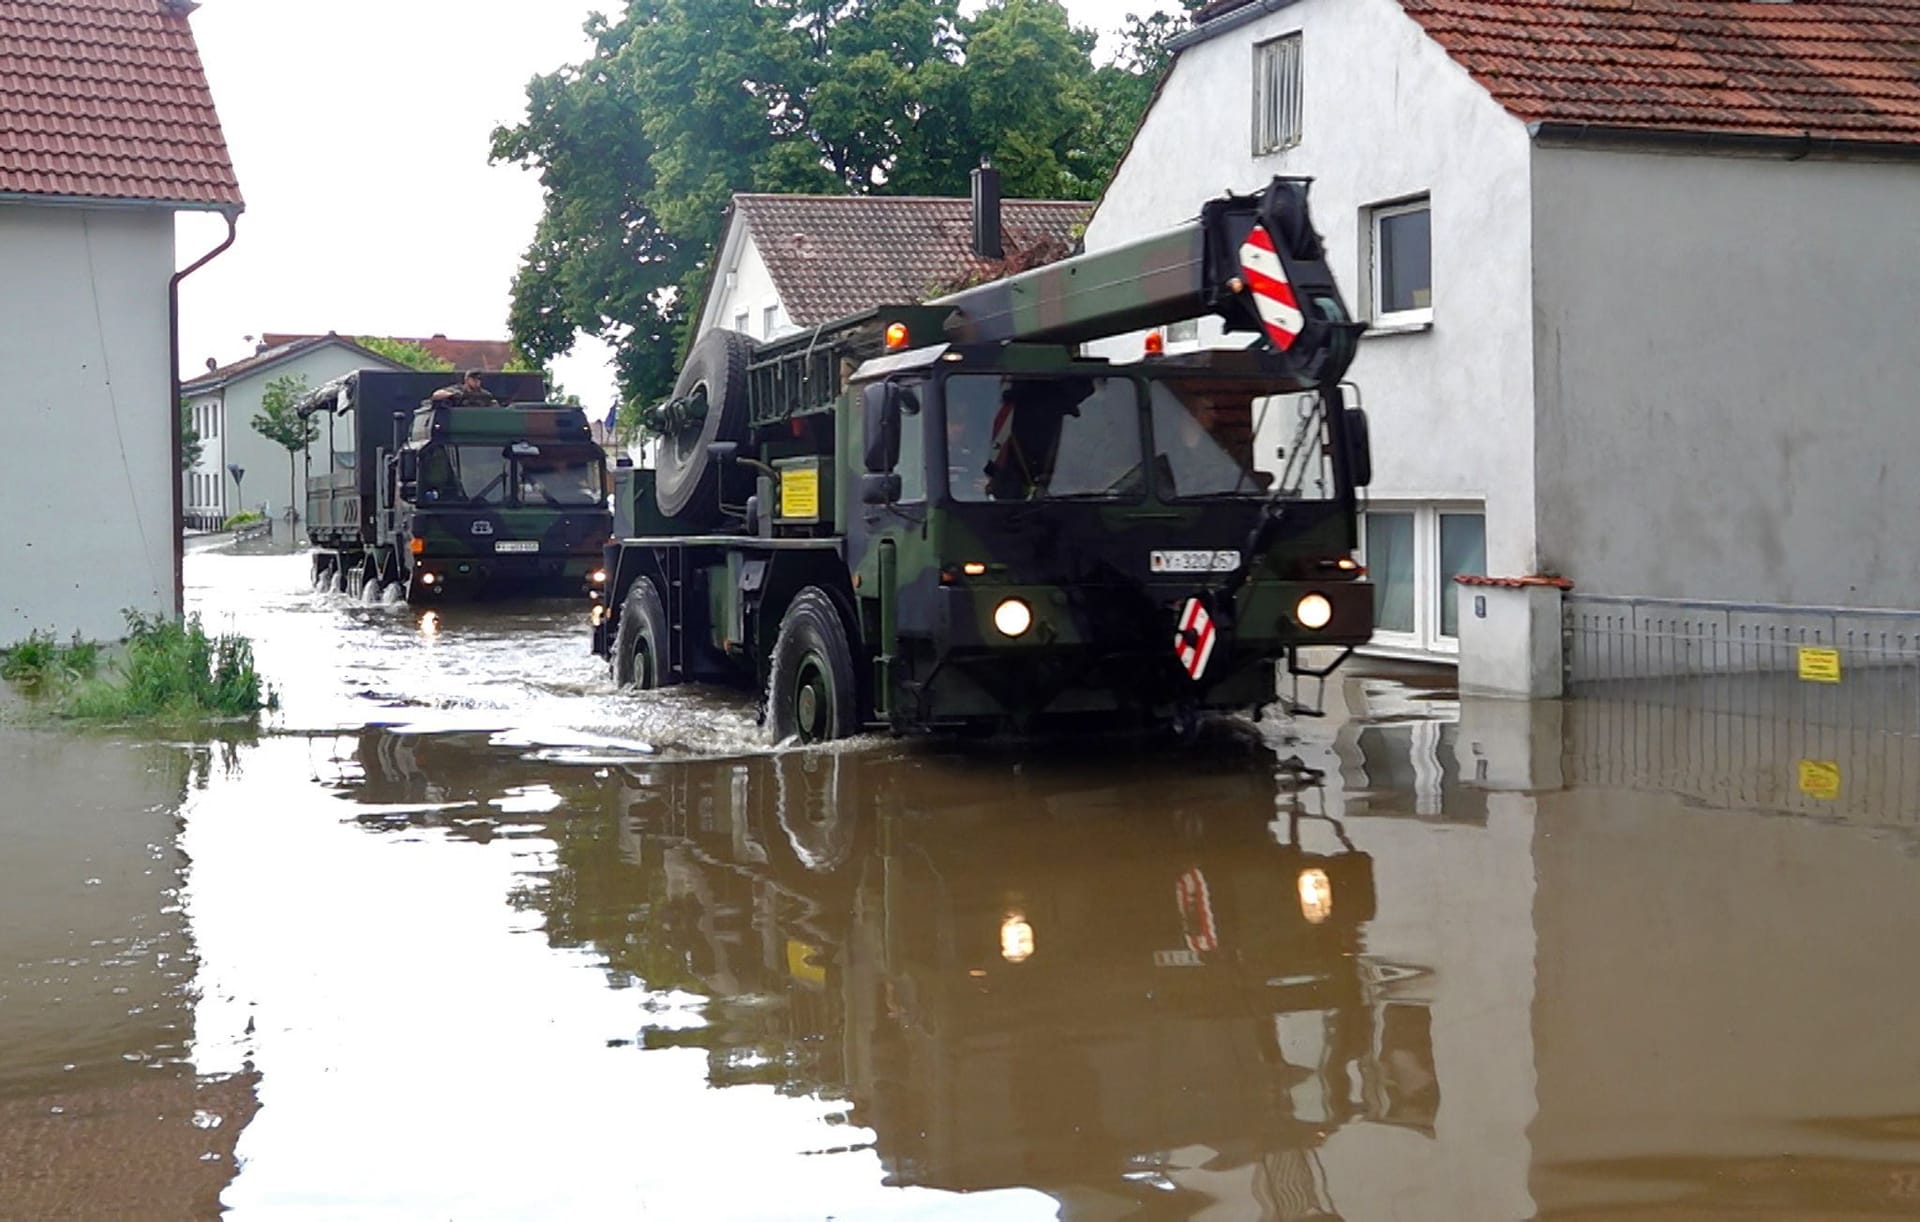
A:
[{"xmin": 654, "ymin": 328, "xmax": 756, "ymax": 526}]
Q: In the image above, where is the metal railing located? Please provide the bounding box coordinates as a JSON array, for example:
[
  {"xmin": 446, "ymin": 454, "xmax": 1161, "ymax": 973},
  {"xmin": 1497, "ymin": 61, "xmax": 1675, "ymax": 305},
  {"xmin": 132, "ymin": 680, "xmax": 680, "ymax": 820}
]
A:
[{"xmin": 1563, "ymin": 594, "xmax": 1920, "ymax": 821}]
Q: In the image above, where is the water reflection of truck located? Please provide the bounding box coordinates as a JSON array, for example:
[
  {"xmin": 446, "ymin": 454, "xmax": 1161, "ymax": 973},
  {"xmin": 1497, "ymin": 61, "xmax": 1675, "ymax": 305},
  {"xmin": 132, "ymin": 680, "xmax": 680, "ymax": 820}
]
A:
[
  {"xmin": 297, "ymin": 370, "xmax": 612, "ymax": 602},
  {"xmin": 591, "ymin": 175, "xmax": 1374, "ymax": 740},
  {"xmin": 540, "ymin": 748, "xmax": 1434, "ymax": 1212}
]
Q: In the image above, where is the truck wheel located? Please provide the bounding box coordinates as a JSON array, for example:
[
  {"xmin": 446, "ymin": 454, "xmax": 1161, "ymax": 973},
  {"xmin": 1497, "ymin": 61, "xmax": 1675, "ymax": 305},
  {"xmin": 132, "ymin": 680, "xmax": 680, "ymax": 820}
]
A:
[
  {"xmin": 768, "ymin": 588, "xmax": 857, "ymax": 744},
  {"xmin": 653, "ymin": 329, "xmax": 755, "ymax": 528},
  {"xmin": 614, "ymin": 578, "xmax": 670, "ymax": 689}
]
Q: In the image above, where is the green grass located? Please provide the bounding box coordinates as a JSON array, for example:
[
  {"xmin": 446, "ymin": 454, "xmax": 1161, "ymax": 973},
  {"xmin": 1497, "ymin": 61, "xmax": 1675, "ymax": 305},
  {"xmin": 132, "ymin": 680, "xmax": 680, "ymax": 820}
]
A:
[
  {"xmin": 222, "ymin": 510, "xmax": 267, "ymax": 529},
  {"xmin": 0, "ymin": 631, "xmax": 100, "ymax": 690},
  {"xmin": 5, "ymin": 612, "xmax": 275, "ymax": 723}
]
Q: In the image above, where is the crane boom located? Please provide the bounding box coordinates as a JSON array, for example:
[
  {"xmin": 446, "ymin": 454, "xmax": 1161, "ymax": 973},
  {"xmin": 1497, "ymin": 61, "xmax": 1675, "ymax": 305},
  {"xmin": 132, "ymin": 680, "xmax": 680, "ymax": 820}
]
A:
[{"xmin": 933, "ymin": 176, "xmax": 1362, "ymax": 386}]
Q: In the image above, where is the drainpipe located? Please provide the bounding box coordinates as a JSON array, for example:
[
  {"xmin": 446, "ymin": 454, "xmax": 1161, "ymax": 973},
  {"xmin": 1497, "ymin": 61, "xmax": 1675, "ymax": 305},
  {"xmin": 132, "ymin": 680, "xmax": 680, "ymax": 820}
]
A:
[{"xmin": 168, "ymin": 208, "xmax": 240, "ymax": 617}]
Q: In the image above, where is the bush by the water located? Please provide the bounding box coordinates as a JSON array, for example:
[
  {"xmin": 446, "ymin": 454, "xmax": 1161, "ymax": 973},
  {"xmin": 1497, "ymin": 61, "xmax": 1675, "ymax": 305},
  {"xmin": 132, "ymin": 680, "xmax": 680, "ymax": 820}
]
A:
[
  {"xmin": 0, "ymin": 631, "xmax": 100, "ymax": 690},
  {"xmin": 223, "ymin": 510, "xmax": 267, "ymax": 529},
  {"xmin": 4, "ymin": 612, "xmax": 276, "ymax": 722}
]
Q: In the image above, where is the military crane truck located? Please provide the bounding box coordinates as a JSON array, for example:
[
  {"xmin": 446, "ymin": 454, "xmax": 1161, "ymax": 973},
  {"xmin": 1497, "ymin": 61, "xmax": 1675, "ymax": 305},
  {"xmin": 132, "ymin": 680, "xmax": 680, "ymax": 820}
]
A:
[
  {"xmin": 592, "ymin": 176, "xmax": 1375, "ymax": 740},
  {"xmin": 299, "ymin": 370, "xmax": 613, "ymax": 603}
]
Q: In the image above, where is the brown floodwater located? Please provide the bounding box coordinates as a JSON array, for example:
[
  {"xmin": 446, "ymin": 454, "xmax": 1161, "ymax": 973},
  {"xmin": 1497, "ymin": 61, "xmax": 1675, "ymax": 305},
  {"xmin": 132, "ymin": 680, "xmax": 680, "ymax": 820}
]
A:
[{"xmin": 4, "ymin": 543, "xmax": 1919, "ymax": 1218}]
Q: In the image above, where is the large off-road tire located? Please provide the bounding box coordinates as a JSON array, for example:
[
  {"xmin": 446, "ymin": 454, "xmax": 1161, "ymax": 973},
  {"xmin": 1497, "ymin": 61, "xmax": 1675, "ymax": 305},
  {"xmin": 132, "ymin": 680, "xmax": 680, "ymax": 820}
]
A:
[
  {"xmin": 654, "ymin": 328, "xmax": 756, "ymax": 528},
  {"xmin": 613, "ymin": 578, "xmax": 671, "ymax": 689},
  {"xmin": 767, "ymin": 587, "xmax": 858, "ymax": 744}
]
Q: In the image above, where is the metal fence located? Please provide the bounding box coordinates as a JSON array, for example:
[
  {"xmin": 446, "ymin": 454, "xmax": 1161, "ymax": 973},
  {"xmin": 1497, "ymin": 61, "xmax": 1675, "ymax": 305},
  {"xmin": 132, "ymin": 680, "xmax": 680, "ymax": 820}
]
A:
[{"xmin": 1563, "ymin": 594, "xmax": 1920, "ymax": 821}]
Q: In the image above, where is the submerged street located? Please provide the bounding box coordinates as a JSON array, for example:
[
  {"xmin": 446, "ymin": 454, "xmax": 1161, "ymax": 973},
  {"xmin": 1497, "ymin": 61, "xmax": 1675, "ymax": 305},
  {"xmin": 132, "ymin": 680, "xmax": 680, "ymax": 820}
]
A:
[{"xmin": 5, "ymin": 543, "xmax": 1920, "ymax": 1219}]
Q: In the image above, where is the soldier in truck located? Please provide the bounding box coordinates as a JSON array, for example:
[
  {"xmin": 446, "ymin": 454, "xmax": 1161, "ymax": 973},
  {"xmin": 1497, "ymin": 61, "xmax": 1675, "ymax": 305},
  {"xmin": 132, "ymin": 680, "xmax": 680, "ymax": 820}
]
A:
[{"xmin": 430, "ymin": 370, "xmax": 499, "ymax": 406}]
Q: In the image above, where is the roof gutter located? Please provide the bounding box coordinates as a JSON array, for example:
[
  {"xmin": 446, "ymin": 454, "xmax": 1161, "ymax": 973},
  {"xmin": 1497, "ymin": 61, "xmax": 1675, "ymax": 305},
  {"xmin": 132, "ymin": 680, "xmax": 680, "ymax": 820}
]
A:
[
  {"xmin": 169, "ymin": 206, "xmax": 241, "ymax": 616},
  {"xmin": 1166, "ymin": 0, "xmax": 1300, "ymax": 53},
  {"xmin": 0, "ymin": 190, "xmax": 240, "ymax": 213},
  {"xmin": 1528, "ymin": 121, "xmax": 1920, "ymax": 163}
]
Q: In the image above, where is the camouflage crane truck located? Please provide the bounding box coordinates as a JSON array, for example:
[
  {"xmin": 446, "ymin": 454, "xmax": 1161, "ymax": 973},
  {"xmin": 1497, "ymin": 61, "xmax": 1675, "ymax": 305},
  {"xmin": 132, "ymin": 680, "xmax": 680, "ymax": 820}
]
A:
[
  {"xmin": 299, "ymin": 370, "xmax": 613, "ymax": 603},
  {"xmin": 591, "ymin": 176, "xmax": 1375, "ymax": 739}
]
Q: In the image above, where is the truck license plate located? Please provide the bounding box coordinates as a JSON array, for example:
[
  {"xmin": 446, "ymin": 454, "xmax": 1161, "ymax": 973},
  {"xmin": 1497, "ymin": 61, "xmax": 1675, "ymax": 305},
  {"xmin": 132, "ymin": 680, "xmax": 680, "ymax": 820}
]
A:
[
  {"xmin": 1150, "ymin": 549, "xmax": 1239, "ymax": 574},
  {"xmin": 494, "ymin": 541, "xmax": 539, "ymax": 554}
]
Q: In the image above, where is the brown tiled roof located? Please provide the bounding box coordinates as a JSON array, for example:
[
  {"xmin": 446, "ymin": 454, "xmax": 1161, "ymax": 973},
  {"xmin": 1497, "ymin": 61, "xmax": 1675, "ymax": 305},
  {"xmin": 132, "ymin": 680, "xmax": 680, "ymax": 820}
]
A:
[
  {"xmin": 1199, "ymin": 0, "xmax": 1920, "ymax": 147},
  {"xmin": 731, "ymin": 195, "xmax": 1091, "ymax": 327},
  {"xmin": 0, "ymin": 0, "xmax": 242, "ymax": 208},
  {"xmin": 260, "ymin": 333, "xmax": 516, "ymax": 372},
  {"xmin": 181, "ymin": 334, "xmax": 402, "ymax": 393}
]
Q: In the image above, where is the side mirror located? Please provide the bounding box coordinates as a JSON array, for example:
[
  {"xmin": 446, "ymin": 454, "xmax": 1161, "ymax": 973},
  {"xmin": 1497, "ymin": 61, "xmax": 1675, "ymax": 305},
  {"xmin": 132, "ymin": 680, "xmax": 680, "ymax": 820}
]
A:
[
  {"xmin": 862, "ymin": 384, "xmax": 900, "ymax": 473},
  {"xmin": 398, "ymin": 450, "xmax": 419, "ymax": 482},
  {"xmin": 1344, "ymin": 407, "xmax": 1372, "ymax": 489},
  {"xmin": 861, "ymin": 472, "xmax": 902, "ymax": 505}
]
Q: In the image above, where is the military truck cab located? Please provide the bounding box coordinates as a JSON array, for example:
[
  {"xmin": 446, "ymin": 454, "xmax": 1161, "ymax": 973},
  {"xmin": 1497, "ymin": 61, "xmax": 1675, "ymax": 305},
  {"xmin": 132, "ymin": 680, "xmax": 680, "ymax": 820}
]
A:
[
  {"xmin": 593, "ymin": 177, "xmax": 1375, "ymax": 740},
  {"xmin": 301, "ymin": 370, "xmax": 612, "ymax": 603}
]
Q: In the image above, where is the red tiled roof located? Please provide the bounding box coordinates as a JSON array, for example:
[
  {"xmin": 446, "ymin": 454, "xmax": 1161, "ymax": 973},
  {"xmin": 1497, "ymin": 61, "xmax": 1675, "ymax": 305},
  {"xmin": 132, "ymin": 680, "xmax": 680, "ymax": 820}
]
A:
[
  {"xmin": 1200, "ymin": 0, "xmax": 1920, "ymax": 147},
  {"xmin": 731, "ymin": 195, "xmax": 1091, "ymax": 327},
  {"xmin": 0, "ymin": 0, "xmax": 242, "ymax": 208},
  {"xmin": 259, "ymin": 334, "xmax": 516, "ymax": 372}
]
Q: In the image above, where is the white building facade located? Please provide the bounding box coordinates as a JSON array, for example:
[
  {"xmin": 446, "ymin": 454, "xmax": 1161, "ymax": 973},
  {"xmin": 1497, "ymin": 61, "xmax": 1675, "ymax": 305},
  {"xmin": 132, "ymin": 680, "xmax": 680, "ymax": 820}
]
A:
[{"xmin": 1087, "ymin": 0, "xmax": 1920, "ymax": 689}]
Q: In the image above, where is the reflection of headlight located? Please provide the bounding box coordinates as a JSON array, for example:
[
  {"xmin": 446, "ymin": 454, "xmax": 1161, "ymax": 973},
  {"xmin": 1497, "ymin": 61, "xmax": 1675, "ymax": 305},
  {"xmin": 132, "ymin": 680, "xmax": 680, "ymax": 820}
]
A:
[
  {"xmin": 589, "ymin": 604, "xmax": 607, "ymax": 627},
  {"xmin": 419, "ymin": 610, "xmax": 441, "ymax": 638},
  {"xmin": 993, "ymin": 598, "xmax": 1033, "ymax": 638},
  {"xmin": 1297, "ymin": 868, "xmax": 1332, "ymax": 924},
  {"xmin": 1000, "ymin": 914, "xmax": 1035, "ymax": 962},
  {"xmin": 591, "ymin": 568, "xmax": 607, "ymax": 585},
  {"xmin": 1295, "ymin": 593, "xmax": 1333, "ymax": 630}
]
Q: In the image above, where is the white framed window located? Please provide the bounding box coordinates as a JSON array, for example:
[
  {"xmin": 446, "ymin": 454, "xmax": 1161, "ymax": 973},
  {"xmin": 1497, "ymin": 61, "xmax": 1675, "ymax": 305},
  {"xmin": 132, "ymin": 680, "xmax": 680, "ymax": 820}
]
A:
[
  {"xmin": 1361, "ymin": 503, "xmax": 1484, "ymax": 654},
  {"xmin": 1368, "ymin": 196, "xmax": 1432, "ymax": 327},
  {"xmin": 1252, "ymin": 34, "xmax": 1303, "ymax": 156},
  {"xmin": 732, "ymin": 310, "xmax": 749, "ymax": 335},
  {"xmin": 762, "ymin": 303, "xmax": 779, "ymax": 338}
]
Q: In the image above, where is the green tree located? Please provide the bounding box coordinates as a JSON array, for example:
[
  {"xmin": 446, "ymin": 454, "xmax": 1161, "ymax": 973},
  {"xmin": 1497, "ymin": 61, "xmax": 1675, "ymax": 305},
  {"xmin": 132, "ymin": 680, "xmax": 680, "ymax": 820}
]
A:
[
  {"xmin": 354, "ymin": 336, "xmax": 454, "ymax": 372},
  {"xmin": 180, "ymin": 398, "xmax": 204, "ymax": 471},
  {"xmin": 251, "ymin": 374, "xmax": 314, "ymax": 524},
  {"xmin": 493, "ymin": 0, "xmax": 1172, "ymax": 408}
]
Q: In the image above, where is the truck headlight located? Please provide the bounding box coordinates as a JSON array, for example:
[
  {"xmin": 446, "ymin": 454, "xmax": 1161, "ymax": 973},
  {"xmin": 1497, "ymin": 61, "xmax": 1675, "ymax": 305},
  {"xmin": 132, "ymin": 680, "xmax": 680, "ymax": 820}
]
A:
[
  {"xmin": 1297, "ymin": 867, "xmax": 1332, "ymax": 924},
  {"xmin": 1295, "ymin": 593, "xmax": 1332, "ymax": 630},
  {"xmin": 1000, "ymin": 913, "xmax": 1035, "ymax": 963},
  {"xmin": 993, "ymin": 598, "xmax": 1032, "ymax": 638}
]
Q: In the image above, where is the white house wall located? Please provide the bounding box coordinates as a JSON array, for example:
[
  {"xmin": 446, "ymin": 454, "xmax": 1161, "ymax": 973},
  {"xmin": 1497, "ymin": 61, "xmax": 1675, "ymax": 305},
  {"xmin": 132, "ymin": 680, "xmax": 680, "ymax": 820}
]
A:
[
  {"xmin": 1083, "ymin": 0, "xmax": 1539, "ymax": 578},
  {"xmin": 1532, "ymin": 149, "xmax": 1920, "ymax": 608},
  {"xmin": 215, "ymin": 346, "xmax": 406, "ymax": 523},
  {"xmin": 1, "ymin": 204, "xmax": 177, "ymax": 642},
  {"xmin": 700, "ymin": 227, "xmax": 797, "ymax": 343}
]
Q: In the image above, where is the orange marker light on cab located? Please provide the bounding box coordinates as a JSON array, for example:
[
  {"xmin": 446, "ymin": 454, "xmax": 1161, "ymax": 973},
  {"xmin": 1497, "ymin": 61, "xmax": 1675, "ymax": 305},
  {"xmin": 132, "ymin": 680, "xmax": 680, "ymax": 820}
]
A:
[
  {"xmin": 1143, "ymin": 331, "xmax": 1165, "ymax": 357},
  {"xmin": 885, "ymin": 322, "xmax": 910, "ymax": 351}
]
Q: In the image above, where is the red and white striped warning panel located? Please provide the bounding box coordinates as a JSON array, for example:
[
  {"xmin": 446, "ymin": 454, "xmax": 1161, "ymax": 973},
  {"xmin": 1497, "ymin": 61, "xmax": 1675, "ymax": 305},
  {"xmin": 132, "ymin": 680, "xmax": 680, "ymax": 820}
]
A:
[
  {"xmin": 1176, "ymin": 866, "xmax": 1218, "ymax": 954},
  {"xmin": 1238, "ymin": 224, "xmax": 1304, "ymax": 351},
  {"xmin": 1175, "ymin": 596, "xmax": 1217, "ymax": 681}
]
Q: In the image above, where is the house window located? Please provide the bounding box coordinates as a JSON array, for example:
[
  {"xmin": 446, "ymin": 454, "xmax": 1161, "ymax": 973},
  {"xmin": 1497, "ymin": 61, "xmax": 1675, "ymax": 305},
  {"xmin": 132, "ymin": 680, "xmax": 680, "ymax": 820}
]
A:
[
  {"xmin": 1252, "ymin": 34, "xmax": 1303, "ymax": 156},
  {"xmin": 762, "ymin": 303, "xmax": 779, "ymax": 339},
  {"xmin": 733, "ymin": 311, "xmax": 749, "ymax": 335},
  {"xmin": 1369, "ymin": 197, "xmax": 1432, "ymax": 326},
  {"xmin": 1362, "ymin": 504, "xmax": 1485, "ymax": 653}
]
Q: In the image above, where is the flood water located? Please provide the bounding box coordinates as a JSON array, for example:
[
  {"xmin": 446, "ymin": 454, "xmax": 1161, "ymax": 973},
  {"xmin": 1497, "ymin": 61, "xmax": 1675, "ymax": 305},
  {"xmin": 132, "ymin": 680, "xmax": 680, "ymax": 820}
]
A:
[{"xmin": 6, "ymin": 543, "xmax": 1920, "ymax": 1218}]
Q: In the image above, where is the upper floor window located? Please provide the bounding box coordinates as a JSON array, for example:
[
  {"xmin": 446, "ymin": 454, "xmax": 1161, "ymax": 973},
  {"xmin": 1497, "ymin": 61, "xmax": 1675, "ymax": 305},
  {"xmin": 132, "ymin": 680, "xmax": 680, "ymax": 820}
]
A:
[
  {"xmin": 1252, "ymin": 34, "xmax": 1303, "ymax": 156},
  {"xmin": 762, "ymin": 303, "xmax": 780, "ymax": 338},
  {"xmin": 733, "ymin": 311, "xmax": 749, "ymax": 335},
  {"xmin": 1369, "ymin": 196, "xmax": 1432, "ymax": 327}
]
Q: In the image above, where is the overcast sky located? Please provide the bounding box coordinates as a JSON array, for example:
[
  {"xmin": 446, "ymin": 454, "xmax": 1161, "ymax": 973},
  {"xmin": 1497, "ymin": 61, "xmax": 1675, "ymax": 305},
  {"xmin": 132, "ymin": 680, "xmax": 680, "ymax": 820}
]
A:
[{"xmin": 176, "ymin": 0, "xmax": 1145, "ymax": 414}]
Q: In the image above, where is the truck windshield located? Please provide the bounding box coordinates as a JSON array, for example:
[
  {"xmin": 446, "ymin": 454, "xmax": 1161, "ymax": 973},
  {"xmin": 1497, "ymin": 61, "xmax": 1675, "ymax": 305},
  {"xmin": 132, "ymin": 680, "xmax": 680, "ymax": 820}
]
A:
[
  {"xmin": 1147, "ymin": 380, "xmax": 1334, "ymax": 502},
  {"xmin": 515, "ymin": 452, "xmax": 605, "ymax": 507},
  {"xmin": 944, "ymin": 374, "xmax": 1143, "ymax": 502}
]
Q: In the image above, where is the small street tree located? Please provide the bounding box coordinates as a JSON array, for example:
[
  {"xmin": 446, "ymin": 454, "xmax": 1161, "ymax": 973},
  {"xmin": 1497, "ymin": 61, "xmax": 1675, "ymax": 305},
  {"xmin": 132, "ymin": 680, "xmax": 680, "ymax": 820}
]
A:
[
  {"xmin": 353, "ymin": 336, "xmax": 454, "ymax": 372},
  {"xmin": 251, "ymin": 374, "xmax": 314, "ymax": 524},
  {"xmin": 179, "ymin": 399, "xmax": 204, "ymax": 471}
]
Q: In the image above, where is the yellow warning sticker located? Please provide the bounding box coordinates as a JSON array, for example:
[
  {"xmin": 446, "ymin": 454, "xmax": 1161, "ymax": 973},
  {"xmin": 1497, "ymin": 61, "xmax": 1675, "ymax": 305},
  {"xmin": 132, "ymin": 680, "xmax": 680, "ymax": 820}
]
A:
[
  {"xmin": 1797, "ymin": 646, "xmax": 1841, "ymax": 684},
  {"xmin": 1798, "ymin": 759, "xmax": 1841, "ymax": 800},
  {"xmin": 781, "ymin": 466, "xmax": 820, "ymax": 520},
  {"xmin": 786, "ymin": 939, "xmax": 826, "ymax": 984}
]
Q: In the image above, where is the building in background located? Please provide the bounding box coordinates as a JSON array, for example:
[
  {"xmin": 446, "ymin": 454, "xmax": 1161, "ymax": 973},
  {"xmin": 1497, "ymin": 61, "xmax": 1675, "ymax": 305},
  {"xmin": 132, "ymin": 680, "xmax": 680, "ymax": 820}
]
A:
[{"xmin": 0, "ymin": 0, "xmax": 242, "ymax": 643}]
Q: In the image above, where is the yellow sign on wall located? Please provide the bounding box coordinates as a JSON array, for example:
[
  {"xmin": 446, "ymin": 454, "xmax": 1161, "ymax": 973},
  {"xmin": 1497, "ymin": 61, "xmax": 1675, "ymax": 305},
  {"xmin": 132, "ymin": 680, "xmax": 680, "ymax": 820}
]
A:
[
  {"xmin": 1797, "ymin": 646, "xmax": 1842, "ymax": 684},
  {"xmin": 1798, "ymin": 759, "xmax": 1841, "ymax": 800},
  {"xmin": 780, "ymin": 466, "xmax": 820, "ymax": 521}
]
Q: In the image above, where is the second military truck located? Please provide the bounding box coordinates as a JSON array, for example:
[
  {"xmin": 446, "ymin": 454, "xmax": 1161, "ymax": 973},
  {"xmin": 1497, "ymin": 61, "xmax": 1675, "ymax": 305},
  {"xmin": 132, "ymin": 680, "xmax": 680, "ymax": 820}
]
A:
[
  {"xmin": 301, "ymin": 370, "xmax": 613, "ymax": 603},
  {"xmin": 593, "ymin": 176, "xmax": 1376, "ymax": 739}
]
